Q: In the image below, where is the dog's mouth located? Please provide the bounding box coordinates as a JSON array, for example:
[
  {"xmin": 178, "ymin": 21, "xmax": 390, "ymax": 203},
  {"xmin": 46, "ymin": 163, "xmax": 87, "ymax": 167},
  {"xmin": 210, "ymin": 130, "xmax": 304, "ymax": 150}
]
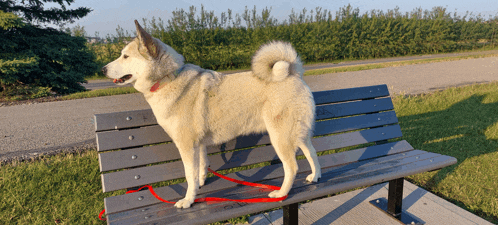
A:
[{"xmin": 113, "ymin": 74, "xmax": 132, "ymax": 84}]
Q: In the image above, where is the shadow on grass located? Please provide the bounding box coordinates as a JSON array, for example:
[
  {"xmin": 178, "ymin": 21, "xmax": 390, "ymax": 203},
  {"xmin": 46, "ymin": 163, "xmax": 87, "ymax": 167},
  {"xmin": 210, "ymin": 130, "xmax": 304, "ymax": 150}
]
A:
[{"xmin": 397, "ymin": 93, "xmax": 498, "ymax": 223}]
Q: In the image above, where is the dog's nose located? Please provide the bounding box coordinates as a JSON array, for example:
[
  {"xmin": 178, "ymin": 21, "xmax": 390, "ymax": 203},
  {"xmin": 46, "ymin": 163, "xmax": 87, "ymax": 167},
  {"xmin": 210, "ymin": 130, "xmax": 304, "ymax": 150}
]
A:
[{"xmin": 101, "ymin": 66, "xmax": 107, "ymax": 75}]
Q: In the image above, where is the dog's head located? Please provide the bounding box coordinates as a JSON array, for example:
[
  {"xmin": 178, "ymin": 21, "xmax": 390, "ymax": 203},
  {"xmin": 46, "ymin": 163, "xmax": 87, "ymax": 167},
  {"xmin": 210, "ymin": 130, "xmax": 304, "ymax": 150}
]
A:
[{"xmin": 102, "ymin": 20, "xmax": 184, "ymax": 93}]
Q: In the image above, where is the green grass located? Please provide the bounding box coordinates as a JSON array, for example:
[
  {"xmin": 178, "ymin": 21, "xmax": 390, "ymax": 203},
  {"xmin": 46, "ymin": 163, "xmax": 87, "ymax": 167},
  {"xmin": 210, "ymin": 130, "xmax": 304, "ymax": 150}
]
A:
[
  {"xmin": 60, "ymin": 86, "xmax": 138, "ymax": 100},
  {"xmin": 393, "ymin": 82, "xmax": 498, "ymax": 223},
  {"xmin": 2, "ymin": 82, "xmax": 498, "ymax": 224},
  {"xmin": 0, "ymin": 151, "xmax": 112, "ymax": 224}
]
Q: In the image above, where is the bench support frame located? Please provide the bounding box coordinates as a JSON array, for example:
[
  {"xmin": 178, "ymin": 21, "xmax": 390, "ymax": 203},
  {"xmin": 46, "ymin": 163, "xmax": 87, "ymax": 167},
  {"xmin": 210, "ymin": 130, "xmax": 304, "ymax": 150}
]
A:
[
  {"xmin": 283, "ymin": 203, "xmax": 299, "ymax": 225},
  {"xmin": 370, "ymin": 178, "xmax": 424, "ymax": 225}
]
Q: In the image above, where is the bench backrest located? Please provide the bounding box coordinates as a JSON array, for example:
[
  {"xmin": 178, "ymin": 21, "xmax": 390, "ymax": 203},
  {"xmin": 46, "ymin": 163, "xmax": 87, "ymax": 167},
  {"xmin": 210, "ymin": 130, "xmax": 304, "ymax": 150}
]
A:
[{"xmin": 95, "ymin": 84, "xmax": 402, "ymax": 195}]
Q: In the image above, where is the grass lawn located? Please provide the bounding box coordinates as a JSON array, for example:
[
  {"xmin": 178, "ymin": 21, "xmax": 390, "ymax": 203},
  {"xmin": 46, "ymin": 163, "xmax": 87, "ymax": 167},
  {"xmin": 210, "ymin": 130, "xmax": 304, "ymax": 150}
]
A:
[
  {"xmin": 60, "ymin": 86, "xmax": 138, "ymax": 101},
  {"xmin": 394, "ymin": 82, "xmax": 498, "ymax": 223},
  {"xmin": 1, "ymin": 82, "xmax": 498, "ymax": 224}
]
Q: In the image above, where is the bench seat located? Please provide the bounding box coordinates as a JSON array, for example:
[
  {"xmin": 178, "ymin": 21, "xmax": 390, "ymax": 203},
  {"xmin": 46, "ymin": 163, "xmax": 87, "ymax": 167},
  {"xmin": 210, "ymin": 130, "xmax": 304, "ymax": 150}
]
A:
[{"xmin": 95, "ymin": 84, "xmax": 457, "ymax": 225}]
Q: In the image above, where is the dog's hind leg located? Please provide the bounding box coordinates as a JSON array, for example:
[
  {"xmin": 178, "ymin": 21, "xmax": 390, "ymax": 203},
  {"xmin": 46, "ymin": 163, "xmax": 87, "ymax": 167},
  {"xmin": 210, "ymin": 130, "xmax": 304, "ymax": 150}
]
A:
[
  {"xmin": 299, "ymin": 137, "xmax": 321, "ymax": 183},
  {"xmin": 198, "ymin": 144, "xmax": 209, "ymax": 187},
  {"xmin": 263, "ymin": 120, "xmax": 299, "ymax": 198},
  {"xmin": 268, "ymin": 138, "xmax": 298, "ymax": 198}
]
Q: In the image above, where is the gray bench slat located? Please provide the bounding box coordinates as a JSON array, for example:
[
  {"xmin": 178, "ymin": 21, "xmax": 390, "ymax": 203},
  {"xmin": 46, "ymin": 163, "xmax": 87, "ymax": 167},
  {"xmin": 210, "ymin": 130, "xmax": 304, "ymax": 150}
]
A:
[
  {"xmin": 99, "ymin": 134, "xmax": 272, "ymax": 172},
  {"xmin": 95, "ymin": 109, "xmax": 157, "ymax": 132},
  {"xmin": 94, "ymin": 85, "xmax": 390, "ymax": 133},
  {"xmin": 107, "ymin": 151, "xmax": 456, "ymax": 224},
  {"xmin": 103, "ymin": 140, "xmax": 413, "ymax": 214},
  {"xmin": 96, "ymin": 125, "xmax": 171, "ymax": 152},
  {"xmin": 96, "ymin": 105, "xmax": 397, "ymax": 153},
  {"xmin": 314, "ymin": 110, "xmax": 397, "ymax": 136},
  {"xmin": 316, "ymin": 97, "xmax": 393, "ymax": 120},
  {"xmin": 101, "ymin": 125, "xmax": 402, "ymax": 192},
  {"xmin": 99, "ymin": 111, "xmax": 398, "ymax": 172},
  {"xmin": 313, "ymin": 84, "xmax": 389, "ymax": 105}
]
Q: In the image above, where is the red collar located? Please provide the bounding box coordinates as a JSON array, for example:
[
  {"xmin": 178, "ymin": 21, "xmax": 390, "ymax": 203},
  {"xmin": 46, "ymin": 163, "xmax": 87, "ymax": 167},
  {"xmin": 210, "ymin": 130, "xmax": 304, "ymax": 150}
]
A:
[{"xmin": 150, "ymin": 81, "xmax": 166, "ymax": 92}]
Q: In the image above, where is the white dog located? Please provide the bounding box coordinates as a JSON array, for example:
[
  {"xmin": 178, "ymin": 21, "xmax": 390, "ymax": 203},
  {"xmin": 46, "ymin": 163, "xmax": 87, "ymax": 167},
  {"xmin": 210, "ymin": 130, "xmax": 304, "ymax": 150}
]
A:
[{"xmin": 102, "ymin": 20, "xmax": 321, "ymax": 209}]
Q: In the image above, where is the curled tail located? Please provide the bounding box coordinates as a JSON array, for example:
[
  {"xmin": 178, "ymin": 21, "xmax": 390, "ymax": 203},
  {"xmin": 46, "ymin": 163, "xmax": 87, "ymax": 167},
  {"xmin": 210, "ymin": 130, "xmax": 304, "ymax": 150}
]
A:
[{"xmin": 251, "ymin": 41, "xmax": 304, "ymax": 82}]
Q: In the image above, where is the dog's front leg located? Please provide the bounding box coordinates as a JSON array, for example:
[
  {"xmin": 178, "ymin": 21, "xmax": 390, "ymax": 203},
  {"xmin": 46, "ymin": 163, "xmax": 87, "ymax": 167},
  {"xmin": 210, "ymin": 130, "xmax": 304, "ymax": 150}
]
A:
[{"xmin": 174, "ymin": 143, "xmax": 199, "ymax": 209}]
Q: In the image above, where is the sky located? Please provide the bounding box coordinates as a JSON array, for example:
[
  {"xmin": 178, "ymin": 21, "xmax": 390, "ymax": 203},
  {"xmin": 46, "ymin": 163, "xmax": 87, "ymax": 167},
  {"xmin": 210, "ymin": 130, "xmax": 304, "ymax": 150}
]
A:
[{"xmin": 44, "ymin": 0, "xmax": 498, "ymax": 37}]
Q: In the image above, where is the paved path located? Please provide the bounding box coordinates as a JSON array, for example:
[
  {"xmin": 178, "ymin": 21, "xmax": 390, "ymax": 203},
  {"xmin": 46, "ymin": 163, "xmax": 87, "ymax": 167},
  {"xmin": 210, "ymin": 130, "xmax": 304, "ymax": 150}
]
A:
[
  {"xmin": 82, "ymin": 50, "xmax": 498, "ymax": 90},
  {"xmin": 1, "ymin": 56, "xmax": 498, "ymax": 163}
]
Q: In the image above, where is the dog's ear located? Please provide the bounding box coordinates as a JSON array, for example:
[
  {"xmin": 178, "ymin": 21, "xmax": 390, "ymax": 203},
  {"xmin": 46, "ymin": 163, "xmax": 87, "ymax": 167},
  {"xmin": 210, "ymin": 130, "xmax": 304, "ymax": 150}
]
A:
[{"xmin": 135, "ymin": 20, "xmax": 159, "ymax": 59}]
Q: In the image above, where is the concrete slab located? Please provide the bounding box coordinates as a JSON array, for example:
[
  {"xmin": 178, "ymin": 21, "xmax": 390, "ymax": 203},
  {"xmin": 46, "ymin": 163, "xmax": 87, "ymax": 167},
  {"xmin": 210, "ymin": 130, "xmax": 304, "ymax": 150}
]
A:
[{"xmin": 242, "ymin": 180, "xmax": 492, "ymax": 225}]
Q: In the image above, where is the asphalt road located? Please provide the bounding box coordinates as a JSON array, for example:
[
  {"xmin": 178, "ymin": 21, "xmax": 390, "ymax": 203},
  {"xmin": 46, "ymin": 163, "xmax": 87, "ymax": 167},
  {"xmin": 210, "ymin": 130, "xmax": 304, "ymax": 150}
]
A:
[
  {"xmin": 82, "ymin": 49, "xmax": 498, "ymax": 90},
  {"xmin": 2, "ymin": 54, "xmax": 498, "ymax": 163}
]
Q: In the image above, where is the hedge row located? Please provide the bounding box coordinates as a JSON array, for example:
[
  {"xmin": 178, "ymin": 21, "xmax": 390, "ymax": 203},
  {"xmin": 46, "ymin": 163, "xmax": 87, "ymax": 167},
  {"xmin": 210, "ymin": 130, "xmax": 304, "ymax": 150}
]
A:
[{"xmin": 90, "ymin": 5, "xmax": 498, "ymax": 71}]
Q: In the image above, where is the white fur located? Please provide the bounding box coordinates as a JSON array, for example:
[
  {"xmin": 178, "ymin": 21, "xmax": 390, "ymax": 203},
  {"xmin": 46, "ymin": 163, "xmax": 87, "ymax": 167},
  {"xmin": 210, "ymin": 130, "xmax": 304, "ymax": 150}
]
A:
[
  {"xmin": 102, "ymin": 21, "xmax": 321, "ymax": 209},
  {"xmin": 272, "ymin": 61, "xmax": 290, "ymax": 82}
]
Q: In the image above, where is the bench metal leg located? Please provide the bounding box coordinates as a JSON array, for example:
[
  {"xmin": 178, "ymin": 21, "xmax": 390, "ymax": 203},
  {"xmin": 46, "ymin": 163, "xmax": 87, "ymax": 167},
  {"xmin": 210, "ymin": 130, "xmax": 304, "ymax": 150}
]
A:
[
  {"xmin": 370, "ymin": 178, "xmax": 424, "ymax": 224},
  {"xmin": 283, "ymin": 203, "xmax": 298, "ymax": 225},
  {"xmin": 387, "ymin": 177, "xmax": 404, "ymax": 218}
]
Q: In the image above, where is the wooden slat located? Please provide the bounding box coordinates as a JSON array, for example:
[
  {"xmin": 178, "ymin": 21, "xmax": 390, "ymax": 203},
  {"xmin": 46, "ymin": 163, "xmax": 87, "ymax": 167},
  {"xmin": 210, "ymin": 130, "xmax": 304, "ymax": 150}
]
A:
[
  {"xmin": 96, "ymin": 96, "xmax": 395, "ymax": 152},
  {"xmin": 96, "ymin": 125, "xmax": 171, "ymax": 152},
  {"xmin": 101, "ymin": 125, "xmax": 403, "ymax": 192},
  {"xmin": 99, "ymin": 144, "xmax": 178, "ymax": 172},
  {"xmin": 314, "ymin": 110, "xmax": 397, "ymax": 136},
  {"xmin": 96, "ymin": 105, "xmax": 397, "ymax": 153},
  {"xmin": 313, "ymin": 84, "xmax": 389, "ymax": 105},
  {"xmin": 315, "ymin": 97, "xmax": 393, "ymax": 120},
  {"xmin": 98, "ymin": 134, "xmax": 271, "ymax": 172},
  {"xmin": 99, "ymin": 111, "xmax": 398, "ymax": 172},
  {"xmin": 94, "ymin": 109, "xmax": 156, "ymax": 132},
  {"xmin": 94, "ymin": 85, "xmax": 390, "ymax": 132},
  {"xmin": 106, "ymin": 151, "xmax": 457, "ymax": 223},
  {"xmin": 103, "ymin": 140, "xmax": 413, "ymax": 214}
]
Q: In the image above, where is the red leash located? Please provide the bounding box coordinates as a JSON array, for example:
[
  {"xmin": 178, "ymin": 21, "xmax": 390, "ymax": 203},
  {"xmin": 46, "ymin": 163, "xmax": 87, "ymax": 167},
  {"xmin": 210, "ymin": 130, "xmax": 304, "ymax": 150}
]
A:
[{"xmin": 99, "ymin": 168, "xmax": 287, "ymax": 221}]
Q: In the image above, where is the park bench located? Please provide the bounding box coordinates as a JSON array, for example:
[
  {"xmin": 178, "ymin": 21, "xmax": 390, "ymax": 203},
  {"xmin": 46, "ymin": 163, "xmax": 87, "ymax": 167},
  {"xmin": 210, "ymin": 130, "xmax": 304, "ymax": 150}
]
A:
[{"xmin": 94, "ymin": 84, "xmax": 457, "ymax": 225}]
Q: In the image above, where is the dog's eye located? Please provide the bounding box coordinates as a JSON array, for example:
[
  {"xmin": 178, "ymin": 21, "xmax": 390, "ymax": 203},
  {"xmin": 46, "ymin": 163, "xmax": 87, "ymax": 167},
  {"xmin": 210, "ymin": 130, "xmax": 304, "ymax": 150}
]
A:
[{"xmin": 123, "ymin": 55, "xmax": 129, "ymax": 59}]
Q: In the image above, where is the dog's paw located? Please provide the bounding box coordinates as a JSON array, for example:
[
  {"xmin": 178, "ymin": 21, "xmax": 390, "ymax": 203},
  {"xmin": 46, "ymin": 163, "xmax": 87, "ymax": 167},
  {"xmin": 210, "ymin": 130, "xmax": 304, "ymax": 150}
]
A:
[
  {"xmin": 306, "ymin": 172, "xmax": 321, "ymax": 183},
  {"xmin": 269, "ymin": 190, "xmax": 288, "ymax": 198},
  {"xmin": 174, "ymin": 198, "xmax": 194, "ymax": 209}
]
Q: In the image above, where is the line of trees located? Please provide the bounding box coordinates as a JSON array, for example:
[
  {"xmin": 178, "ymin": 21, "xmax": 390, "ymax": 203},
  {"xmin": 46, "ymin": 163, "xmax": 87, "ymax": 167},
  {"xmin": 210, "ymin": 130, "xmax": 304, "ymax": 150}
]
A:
[
  {"xmin": 3, "ymin": 3, "xmax": 498, "ymax": 98},
  {"xmin": 91, "ymin": 5, "xmax": 498, "ymax": 71}
]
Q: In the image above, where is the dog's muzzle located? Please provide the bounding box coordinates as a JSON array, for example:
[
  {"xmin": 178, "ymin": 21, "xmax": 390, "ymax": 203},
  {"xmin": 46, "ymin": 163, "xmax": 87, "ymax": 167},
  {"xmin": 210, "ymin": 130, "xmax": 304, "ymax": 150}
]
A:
[{"xmin": 101, "ymin": 66, "xmax": 132, "ymax": 84}]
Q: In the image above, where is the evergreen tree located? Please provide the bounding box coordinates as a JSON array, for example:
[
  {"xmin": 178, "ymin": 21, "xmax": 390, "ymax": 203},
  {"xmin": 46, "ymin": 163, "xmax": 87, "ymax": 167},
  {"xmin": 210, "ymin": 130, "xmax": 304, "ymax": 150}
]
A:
[
  {"xmin": 0, "ymin": 0, "xmax": 91, "ymax": 27},
  {"xmin": 0, "ymin": 0, "xmax": 97, "ymax": 96}
]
